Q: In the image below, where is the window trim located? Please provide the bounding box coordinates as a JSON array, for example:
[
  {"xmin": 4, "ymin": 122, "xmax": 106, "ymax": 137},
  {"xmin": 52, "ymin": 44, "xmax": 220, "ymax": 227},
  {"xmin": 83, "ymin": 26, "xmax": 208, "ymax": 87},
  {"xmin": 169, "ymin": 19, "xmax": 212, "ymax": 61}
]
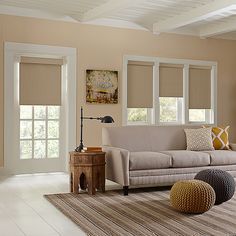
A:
[
  {"xmin": 123, "ymin": 55, "xmax": 217, "ymax": 126},
  {"xmin": 4, "ymin": 42, "xmax": 76, "ymax": 174}
]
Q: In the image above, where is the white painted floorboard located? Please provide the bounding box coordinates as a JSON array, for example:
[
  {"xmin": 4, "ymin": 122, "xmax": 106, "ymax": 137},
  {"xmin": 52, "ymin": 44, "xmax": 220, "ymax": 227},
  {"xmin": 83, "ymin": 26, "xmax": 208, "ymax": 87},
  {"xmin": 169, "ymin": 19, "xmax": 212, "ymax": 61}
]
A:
[{"xmin": 0, "ymin": 173, "xmax": 120, "ymax": 236}]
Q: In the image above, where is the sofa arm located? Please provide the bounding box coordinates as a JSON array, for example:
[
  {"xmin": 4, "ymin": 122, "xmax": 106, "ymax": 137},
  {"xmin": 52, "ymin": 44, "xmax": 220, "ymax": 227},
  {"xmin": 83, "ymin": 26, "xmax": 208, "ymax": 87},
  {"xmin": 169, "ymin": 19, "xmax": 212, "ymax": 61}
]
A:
[
  {"xmin": 230, "ymin": 143, "xmax": 236, "ymax": 151},
  {"xmin": 102, "ymin": 146, "xmax": 130, "ymax": 186}
]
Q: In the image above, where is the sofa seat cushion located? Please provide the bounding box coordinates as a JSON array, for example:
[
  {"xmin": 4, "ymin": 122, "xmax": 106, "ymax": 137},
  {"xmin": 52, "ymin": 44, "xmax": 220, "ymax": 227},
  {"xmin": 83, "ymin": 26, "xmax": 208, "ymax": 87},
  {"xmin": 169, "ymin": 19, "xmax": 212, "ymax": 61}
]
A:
[
  {"xmin": 129, "ymin": 152, "xmax": 171, "ymax": 170},
  {"xmin": 204, "ymin": 150, "xmax": 236, "ymax": 166},
  {"xmin": 161, "ymin": 150, "xmax": 210, "ymax": 168}
]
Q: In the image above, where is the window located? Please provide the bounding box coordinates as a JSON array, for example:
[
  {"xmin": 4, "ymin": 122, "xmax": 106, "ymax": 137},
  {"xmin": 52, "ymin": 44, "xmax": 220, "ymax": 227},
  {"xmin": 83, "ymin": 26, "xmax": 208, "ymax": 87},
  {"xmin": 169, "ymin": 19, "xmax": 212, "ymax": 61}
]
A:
[
  {"xmin": 19, "ymin": 57, "xmax": 62, "ymax": 160},
  {"xmin": 159, "ymin": 97, "xmax": 183, "ymax": 123},
  {"xmin": 4, "ymin": 42, "xmax": 77, "ymax": 174},
  {"xmin": 124, "ymin": 56, "xmax": 217, "ymax": 126},
  {"xmin": 188, "ymin": 66, "xmax": 212, "ymax": 123},
  {"xmin": 20, "ymin": 105, "xmax": 60, "ymax": 159},
  {"xmin": 159, "ymin": 63, "xmax": 183, "ymax": 124}
]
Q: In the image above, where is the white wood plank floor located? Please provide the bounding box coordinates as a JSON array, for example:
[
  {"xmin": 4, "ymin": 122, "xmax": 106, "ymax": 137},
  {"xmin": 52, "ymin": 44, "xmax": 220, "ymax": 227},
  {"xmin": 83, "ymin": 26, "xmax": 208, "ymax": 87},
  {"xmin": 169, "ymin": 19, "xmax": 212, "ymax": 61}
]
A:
[{"xmin": 0, "ymin": 173, "xmax": 120, "ymax": 236}]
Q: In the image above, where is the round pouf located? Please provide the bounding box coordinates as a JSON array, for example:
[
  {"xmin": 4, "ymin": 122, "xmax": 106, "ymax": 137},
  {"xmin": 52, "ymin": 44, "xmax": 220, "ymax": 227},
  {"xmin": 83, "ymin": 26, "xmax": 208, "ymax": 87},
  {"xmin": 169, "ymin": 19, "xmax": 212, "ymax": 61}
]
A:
[
  {"xmin": 195, "ymin": 169, "xmax": 235, "ymax": 205},
  {"xmin": 170, "ymin": 180, "xmax": 215, "ymax": 214}
]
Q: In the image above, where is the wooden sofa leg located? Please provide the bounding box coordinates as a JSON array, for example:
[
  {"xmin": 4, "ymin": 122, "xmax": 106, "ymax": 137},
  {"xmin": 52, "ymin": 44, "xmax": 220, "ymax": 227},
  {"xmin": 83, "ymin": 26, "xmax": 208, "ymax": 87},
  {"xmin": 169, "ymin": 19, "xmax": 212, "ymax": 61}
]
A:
[{"xmin": 123, "ymin": 186, "xmax": 129, "ymax": 196}]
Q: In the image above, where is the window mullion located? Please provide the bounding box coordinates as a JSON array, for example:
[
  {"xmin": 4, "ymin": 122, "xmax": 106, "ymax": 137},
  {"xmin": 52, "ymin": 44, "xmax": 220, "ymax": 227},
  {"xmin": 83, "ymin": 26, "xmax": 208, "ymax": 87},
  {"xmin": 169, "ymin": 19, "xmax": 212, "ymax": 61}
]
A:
[
  {"xmin": 32, "ymin": 106, "xmax": 34, "ymax": 159},
  {"xmin": 205, "ymin": 110, "xmax": 211, "ymax": 124},
  {"xmin": 154, "ymin": 61, "xmax": 160, "ymax": 125},
  {"xmin": 211, "ymin": 65, "xmax": 217, "ymax": 125},
  {"xmin": 177, "ymin": 98, "xmax": 182, "ymax": 123},
  {"xmin": 183, "ymin": 64, "xmax": 189, "ymax": 124},
  {"xmin": 46, "ymin": 106, "xmax": 48, "ymax": 159},
  {"xmin": 147, "ymin": 109, "xmax": 152, "ymax": 124}
]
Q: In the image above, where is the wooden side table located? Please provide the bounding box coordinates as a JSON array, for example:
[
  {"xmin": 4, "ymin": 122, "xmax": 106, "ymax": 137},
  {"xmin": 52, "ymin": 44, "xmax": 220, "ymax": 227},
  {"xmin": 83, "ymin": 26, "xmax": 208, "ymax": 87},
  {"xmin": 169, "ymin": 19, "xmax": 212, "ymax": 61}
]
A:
[{"xmin": 69, "ymin": 151, "xmax": 106, "ymax": 195}]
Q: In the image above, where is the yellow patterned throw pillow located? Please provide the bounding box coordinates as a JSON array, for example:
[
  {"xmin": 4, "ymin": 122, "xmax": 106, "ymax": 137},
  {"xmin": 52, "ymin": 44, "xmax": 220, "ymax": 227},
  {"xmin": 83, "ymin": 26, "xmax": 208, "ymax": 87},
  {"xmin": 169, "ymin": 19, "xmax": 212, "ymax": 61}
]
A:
[{"xmin": 211, "ymin": 126, "xmax": 230, "ymax": 150}]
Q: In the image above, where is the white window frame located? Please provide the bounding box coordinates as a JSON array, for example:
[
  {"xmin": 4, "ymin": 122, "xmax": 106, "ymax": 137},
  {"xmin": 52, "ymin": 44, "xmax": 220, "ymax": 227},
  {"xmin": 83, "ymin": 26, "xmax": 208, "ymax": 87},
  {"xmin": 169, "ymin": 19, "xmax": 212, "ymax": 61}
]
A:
[
  {"xmin": 123, "ymin": 55, "xmax": 217, "ymax": 126},
  {"xmin": 4, "ymin": 42, "xmax": 77, "ymax": 174}
]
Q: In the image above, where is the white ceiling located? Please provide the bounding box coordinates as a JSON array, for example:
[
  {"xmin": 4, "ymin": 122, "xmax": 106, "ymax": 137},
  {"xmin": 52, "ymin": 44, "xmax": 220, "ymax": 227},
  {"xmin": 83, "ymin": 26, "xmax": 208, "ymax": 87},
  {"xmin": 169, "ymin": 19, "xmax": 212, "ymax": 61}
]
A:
[{"xmin": 1, "ymin": 0, "xmax": 236, "ymax": 40}]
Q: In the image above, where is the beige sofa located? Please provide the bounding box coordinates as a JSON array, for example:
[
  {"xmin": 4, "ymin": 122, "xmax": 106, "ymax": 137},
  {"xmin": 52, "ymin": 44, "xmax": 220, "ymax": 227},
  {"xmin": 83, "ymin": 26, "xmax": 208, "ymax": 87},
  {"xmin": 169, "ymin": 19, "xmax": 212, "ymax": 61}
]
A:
[{"xmin": 102, "ymin": 126, "xmax": 236, "ymax": 195}]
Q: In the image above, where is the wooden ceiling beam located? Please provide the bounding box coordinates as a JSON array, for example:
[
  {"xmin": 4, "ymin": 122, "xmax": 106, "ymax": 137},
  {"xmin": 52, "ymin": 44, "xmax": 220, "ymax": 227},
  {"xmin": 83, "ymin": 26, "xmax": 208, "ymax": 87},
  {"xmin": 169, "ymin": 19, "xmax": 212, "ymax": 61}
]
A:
[
  {"xmin": 153, "ymin": 0, "xmax": 236, "ymax": 34},
  {"xmin": 200, "ymin": 18, "xmax": 236, "ymax": 38}
]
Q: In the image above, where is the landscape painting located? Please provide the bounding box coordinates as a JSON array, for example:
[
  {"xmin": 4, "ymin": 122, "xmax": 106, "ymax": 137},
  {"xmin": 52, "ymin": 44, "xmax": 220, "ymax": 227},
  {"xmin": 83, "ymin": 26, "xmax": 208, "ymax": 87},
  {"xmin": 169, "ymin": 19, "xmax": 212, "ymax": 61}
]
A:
[{"xmin": 86, "ymin": 69, "xmax": 118, "ymax": 104}]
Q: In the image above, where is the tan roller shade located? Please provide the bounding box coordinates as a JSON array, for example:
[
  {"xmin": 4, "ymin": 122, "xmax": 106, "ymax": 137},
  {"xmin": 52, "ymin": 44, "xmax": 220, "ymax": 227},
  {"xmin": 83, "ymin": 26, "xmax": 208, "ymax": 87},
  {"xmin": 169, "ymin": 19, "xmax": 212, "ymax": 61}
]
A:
[
  {"xmin": 159, "ymin": 63, "xmax": 183, "ymax": 97},
  {"xmin": 189, "ymin": 66, "xmax": 211, "ymax": 109},
  {"xmin": 127, "ymin": 61, "xmax": 154, "ymax": 108},
  {"xmin": 20, "ymin": 57, "xmax": 63, "ymax": 105}
]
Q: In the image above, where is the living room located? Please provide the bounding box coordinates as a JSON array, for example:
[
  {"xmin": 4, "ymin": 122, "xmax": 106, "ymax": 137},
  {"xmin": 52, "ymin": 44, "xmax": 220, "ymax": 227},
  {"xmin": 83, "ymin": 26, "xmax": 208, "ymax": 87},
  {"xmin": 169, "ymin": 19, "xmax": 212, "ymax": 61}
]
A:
[{"xmin": 1, "ymin": 0, "xmax": 236, "ymax": 235}]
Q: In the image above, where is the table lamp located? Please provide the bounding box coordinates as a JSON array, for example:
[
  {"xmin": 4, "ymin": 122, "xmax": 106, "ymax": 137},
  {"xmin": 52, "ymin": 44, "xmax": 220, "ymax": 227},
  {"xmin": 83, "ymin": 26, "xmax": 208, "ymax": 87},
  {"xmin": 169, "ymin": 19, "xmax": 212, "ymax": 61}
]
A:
[{"xmin": 75, "ymin": 107, "xmax": 114, "ymax": 152}]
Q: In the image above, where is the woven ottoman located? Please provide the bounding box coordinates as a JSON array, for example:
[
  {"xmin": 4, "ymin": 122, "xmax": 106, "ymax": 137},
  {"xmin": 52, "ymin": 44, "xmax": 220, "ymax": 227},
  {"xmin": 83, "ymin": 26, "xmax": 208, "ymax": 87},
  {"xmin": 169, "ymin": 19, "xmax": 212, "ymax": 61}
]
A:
[
  {"xmin": 170, "ymin": 180, "xmax": 215, "ymax": 214},
  {"xmin": 195, "ymin": 169, "xmax": 235, "ymax": 205}
]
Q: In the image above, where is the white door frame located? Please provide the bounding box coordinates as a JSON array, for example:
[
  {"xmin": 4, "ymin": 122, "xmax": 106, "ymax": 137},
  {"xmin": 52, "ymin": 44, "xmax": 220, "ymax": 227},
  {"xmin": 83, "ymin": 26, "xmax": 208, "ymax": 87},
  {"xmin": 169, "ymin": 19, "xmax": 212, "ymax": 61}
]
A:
[{"xmin": 4, "ymin": 42, "xmax": 77, "ymax": 174}]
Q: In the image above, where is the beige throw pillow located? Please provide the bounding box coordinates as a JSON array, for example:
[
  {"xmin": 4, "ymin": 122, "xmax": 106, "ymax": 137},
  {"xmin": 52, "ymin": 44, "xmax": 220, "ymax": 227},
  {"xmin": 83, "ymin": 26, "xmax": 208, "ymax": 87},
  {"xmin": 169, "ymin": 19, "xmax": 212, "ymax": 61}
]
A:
[{"xmin": 184, "ymin": 127, "xmax": 214, "ymax": 151}]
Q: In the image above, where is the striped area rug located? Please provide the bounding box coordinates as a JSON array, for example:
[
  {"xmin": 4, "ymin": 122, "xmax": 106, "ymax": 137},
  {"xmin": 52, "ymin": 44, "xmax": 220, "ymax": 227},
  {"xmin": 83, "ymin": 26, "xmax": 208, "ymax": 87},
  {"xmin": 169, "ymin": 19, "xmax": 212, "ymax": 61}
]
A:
[{"xmin": 45, "ymin": 189, "xmax": 236, "ymax": 236}]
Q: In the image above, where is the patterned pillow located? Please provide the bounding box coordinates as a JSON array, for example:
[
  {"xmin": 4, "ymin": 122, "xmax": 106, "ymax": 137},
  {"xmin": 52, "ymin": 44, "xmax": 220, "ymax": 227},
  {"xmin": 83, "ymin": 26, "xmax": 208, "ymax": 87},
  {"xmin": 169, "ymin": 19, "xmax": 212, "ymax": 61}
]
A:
[
  {"xmin": 184, "ymin": 127, "xmax": 214, "ymax": 151},
  {"xmin": 211, "ymin": 126, "xmax": 230, "ymax": 150}
]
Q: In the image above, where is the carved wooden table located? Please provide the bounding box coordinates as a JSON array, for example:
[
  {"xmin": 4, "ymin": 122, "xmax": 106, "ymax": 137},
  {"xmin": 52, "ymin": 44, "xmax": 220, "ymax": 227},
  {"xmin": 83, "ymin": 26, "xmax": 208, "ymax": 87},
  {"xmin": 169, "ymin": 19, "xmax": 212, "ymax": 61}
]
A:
[{"xmin": 69, "ymin": 151, "xmax": 106, "ymax": 195}]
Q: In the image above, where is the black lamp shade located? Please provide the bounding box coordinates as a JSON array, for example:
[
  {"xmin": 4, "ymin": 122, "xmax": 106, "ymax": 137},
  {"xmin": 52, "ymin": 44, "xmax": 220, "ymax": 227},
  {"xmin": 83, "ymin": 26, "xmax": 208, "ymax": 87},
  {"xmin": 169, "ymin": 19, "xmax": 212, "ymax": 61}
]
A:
[{"xmin": 101, "ymin": 116, "xmax": 114, "ymax": 123}]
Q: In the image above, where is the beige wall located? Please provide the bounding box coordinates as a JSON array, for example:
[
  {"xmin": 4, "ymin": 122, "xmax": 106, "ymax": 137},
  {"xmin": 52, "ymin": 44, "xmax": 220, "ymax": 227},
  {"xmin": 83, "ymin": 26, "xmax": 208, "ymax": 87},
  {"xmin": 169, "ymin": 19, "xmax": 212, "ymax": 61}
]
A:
[{"xmin": 1, "ymin": 14, "xmax": 236, "ymax": 167}]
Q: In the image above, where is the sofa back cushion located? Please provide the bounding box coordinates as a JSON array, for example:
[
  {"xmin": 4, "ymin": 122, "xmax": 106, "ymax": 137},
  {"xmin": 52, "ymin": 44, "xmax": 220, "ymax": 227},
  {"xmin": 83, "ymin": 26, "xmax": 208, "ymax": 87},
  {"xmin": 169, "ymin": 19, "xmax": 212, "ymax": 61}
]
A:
[
  {"xmin": 205, "ymin": 150, "xmax": 236, "ymax": 166},
  {"xmin": 129, "ymin": 152, "xmax": 172, "ymax": 170},
  {"xmin": 161, "ymin": 150, "xmax": 210, "ymax": 168},
  {"xmin": 102, "ymin": 125, "xmax": 200, "ymax": 152}
]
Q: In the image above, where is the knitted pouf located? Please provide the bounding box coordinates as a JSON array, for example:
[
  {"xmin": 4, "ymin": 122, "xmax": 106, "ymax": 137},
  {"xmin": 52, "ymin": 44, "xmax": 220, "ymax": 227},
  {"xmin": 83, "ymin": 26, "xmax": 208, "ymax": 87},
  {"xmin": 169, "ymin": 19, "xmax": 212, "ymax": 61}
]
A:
[
  {"xmin": 170, "ymin": 180, "xmax": 215, "ymax": 214},
  {"xmin": 195, "ymin": 169, "xmax": 235, "ymax": 205}
]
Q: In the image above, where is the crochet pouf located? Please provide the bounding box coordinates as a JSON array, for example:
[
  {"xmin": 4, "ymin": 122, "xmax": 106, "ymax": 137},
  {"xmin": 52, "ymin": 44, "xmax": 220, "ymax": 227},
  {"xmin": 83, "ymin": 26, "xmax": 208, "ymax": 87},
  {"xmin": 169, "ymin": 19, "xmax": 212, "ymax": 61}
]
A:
[
  {"xmin": 170, "ymin": 180, "xmax": 215, "ymax": 214},
  {"xmin": 195, "ymin": 169, "xmax": 235, "ymax": 205}
]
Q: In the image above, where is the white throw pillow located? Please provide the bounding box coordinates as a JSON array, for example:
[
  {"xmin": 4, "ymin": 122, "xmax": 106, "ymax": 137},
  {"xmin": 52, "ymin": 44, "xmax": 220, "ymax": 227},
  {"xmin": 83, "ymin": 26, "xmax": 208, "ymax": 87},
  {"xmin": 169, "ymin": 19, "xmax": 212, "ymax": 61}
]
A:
[{"xmin": 184, "ymin": 127, "xmax": 214, "ymax": 151}]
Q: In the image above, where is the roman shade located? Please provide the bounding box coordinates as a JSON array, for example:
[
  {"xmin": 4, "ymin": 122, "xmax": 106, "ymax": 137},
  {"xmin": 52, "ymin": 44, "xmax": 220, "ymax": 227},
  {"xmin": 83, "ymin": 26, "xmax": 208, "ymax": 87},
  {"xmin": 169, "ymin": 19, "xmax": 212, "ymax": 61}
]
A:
[
  {"xmin": 20, "ymin": 57, "xmax": 63, "ymax": 105},
  {"xmin": 159, "ymin": 63, "xmax": 183, "ymax": 97},
  {"xmin": 127, "ymin": 61, "xmax": 153, "ymax": 108},
  {"xmin": 189, "ymin": 66, "xmax": 211, "ymax": 109}
]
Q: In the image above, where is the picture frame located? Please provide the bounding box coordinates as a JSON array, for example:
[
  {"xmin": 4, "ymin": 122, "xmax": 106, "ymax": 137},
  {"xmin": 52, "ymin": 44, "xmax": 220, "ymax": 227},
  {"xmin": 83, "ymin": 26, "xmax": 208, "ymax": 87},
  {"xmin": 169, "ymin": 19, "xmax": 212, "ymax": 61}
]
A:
[{"xmin": 86, "ymin": 69, "xmax": 118, "ymax": 104}]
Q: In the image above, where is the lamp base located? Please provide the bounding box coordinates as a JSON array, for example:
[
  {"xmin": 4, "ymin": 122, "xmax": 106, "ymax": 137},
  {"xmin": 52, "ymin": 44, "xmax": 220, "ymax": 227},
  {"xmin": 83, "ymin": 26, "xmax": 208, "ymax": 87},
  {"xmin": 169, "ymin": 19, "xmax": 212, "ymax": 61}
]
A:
[{"xmin": 75, "ymin": 143, "xmax": 84, "ymax": 152}]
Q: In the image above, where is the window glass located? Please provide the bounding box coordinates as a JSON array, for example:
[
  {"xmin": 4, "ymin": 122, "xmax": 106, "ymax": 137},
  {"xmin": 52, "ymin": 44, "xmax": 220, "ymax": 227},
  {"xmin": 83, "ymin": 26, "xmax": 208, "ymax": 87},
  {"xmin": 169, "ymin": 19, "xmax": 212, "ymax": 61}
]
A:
[
  {"xmin": 48, "ymin": 140, "xmax": 59, "ymax": 158},
  {"xmin": 159, "ymin": 97, "xmax": 178, "ymax": 122},
  {"xmin": 127, "ymin": 108, "xmax": 148, "ymax": 123},
  {"xmin": 34, "ymin": 106, "xmax": 46, "ymax": 119},
  {"xmin": 189, "ymin": 109, "xmax": 206, "ymax": 122},
  {"xmin": 48, "ymin": 106, "xmax": 60, "ymax": 119},
  {"xmin": 20, "ymin": 121, "xmax": 32, "ymax": 139},
  {"xmin": 34, "ymin": 121, "xmax": 46, "ymax": 139},
  {"xmin": 48, "ymin": 121, "xmax": 59, "ymax": 139},
  {"xmin": 20, "ymin": 106, "xmax": 32, "ymax": 119},
  {"xmin": 34, "ymin": 140, "xmax": 46, "ymax": 159},
  {"xmin": 20, "ymin": 141, "xmax": 32, "ymax": 159}
]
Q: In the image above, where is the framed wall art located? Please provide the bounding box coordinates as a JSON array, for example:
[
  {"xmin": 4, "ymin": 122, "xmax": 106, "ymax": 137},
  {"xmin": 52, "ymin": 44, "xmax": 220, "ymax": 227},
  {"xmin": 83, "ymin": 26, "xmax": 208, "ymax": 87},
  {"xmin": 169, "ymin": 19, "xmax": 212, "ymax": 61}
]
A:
[{"xmin": 86, "ymin": 69, "xmax": 118, "ymax": 104}]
